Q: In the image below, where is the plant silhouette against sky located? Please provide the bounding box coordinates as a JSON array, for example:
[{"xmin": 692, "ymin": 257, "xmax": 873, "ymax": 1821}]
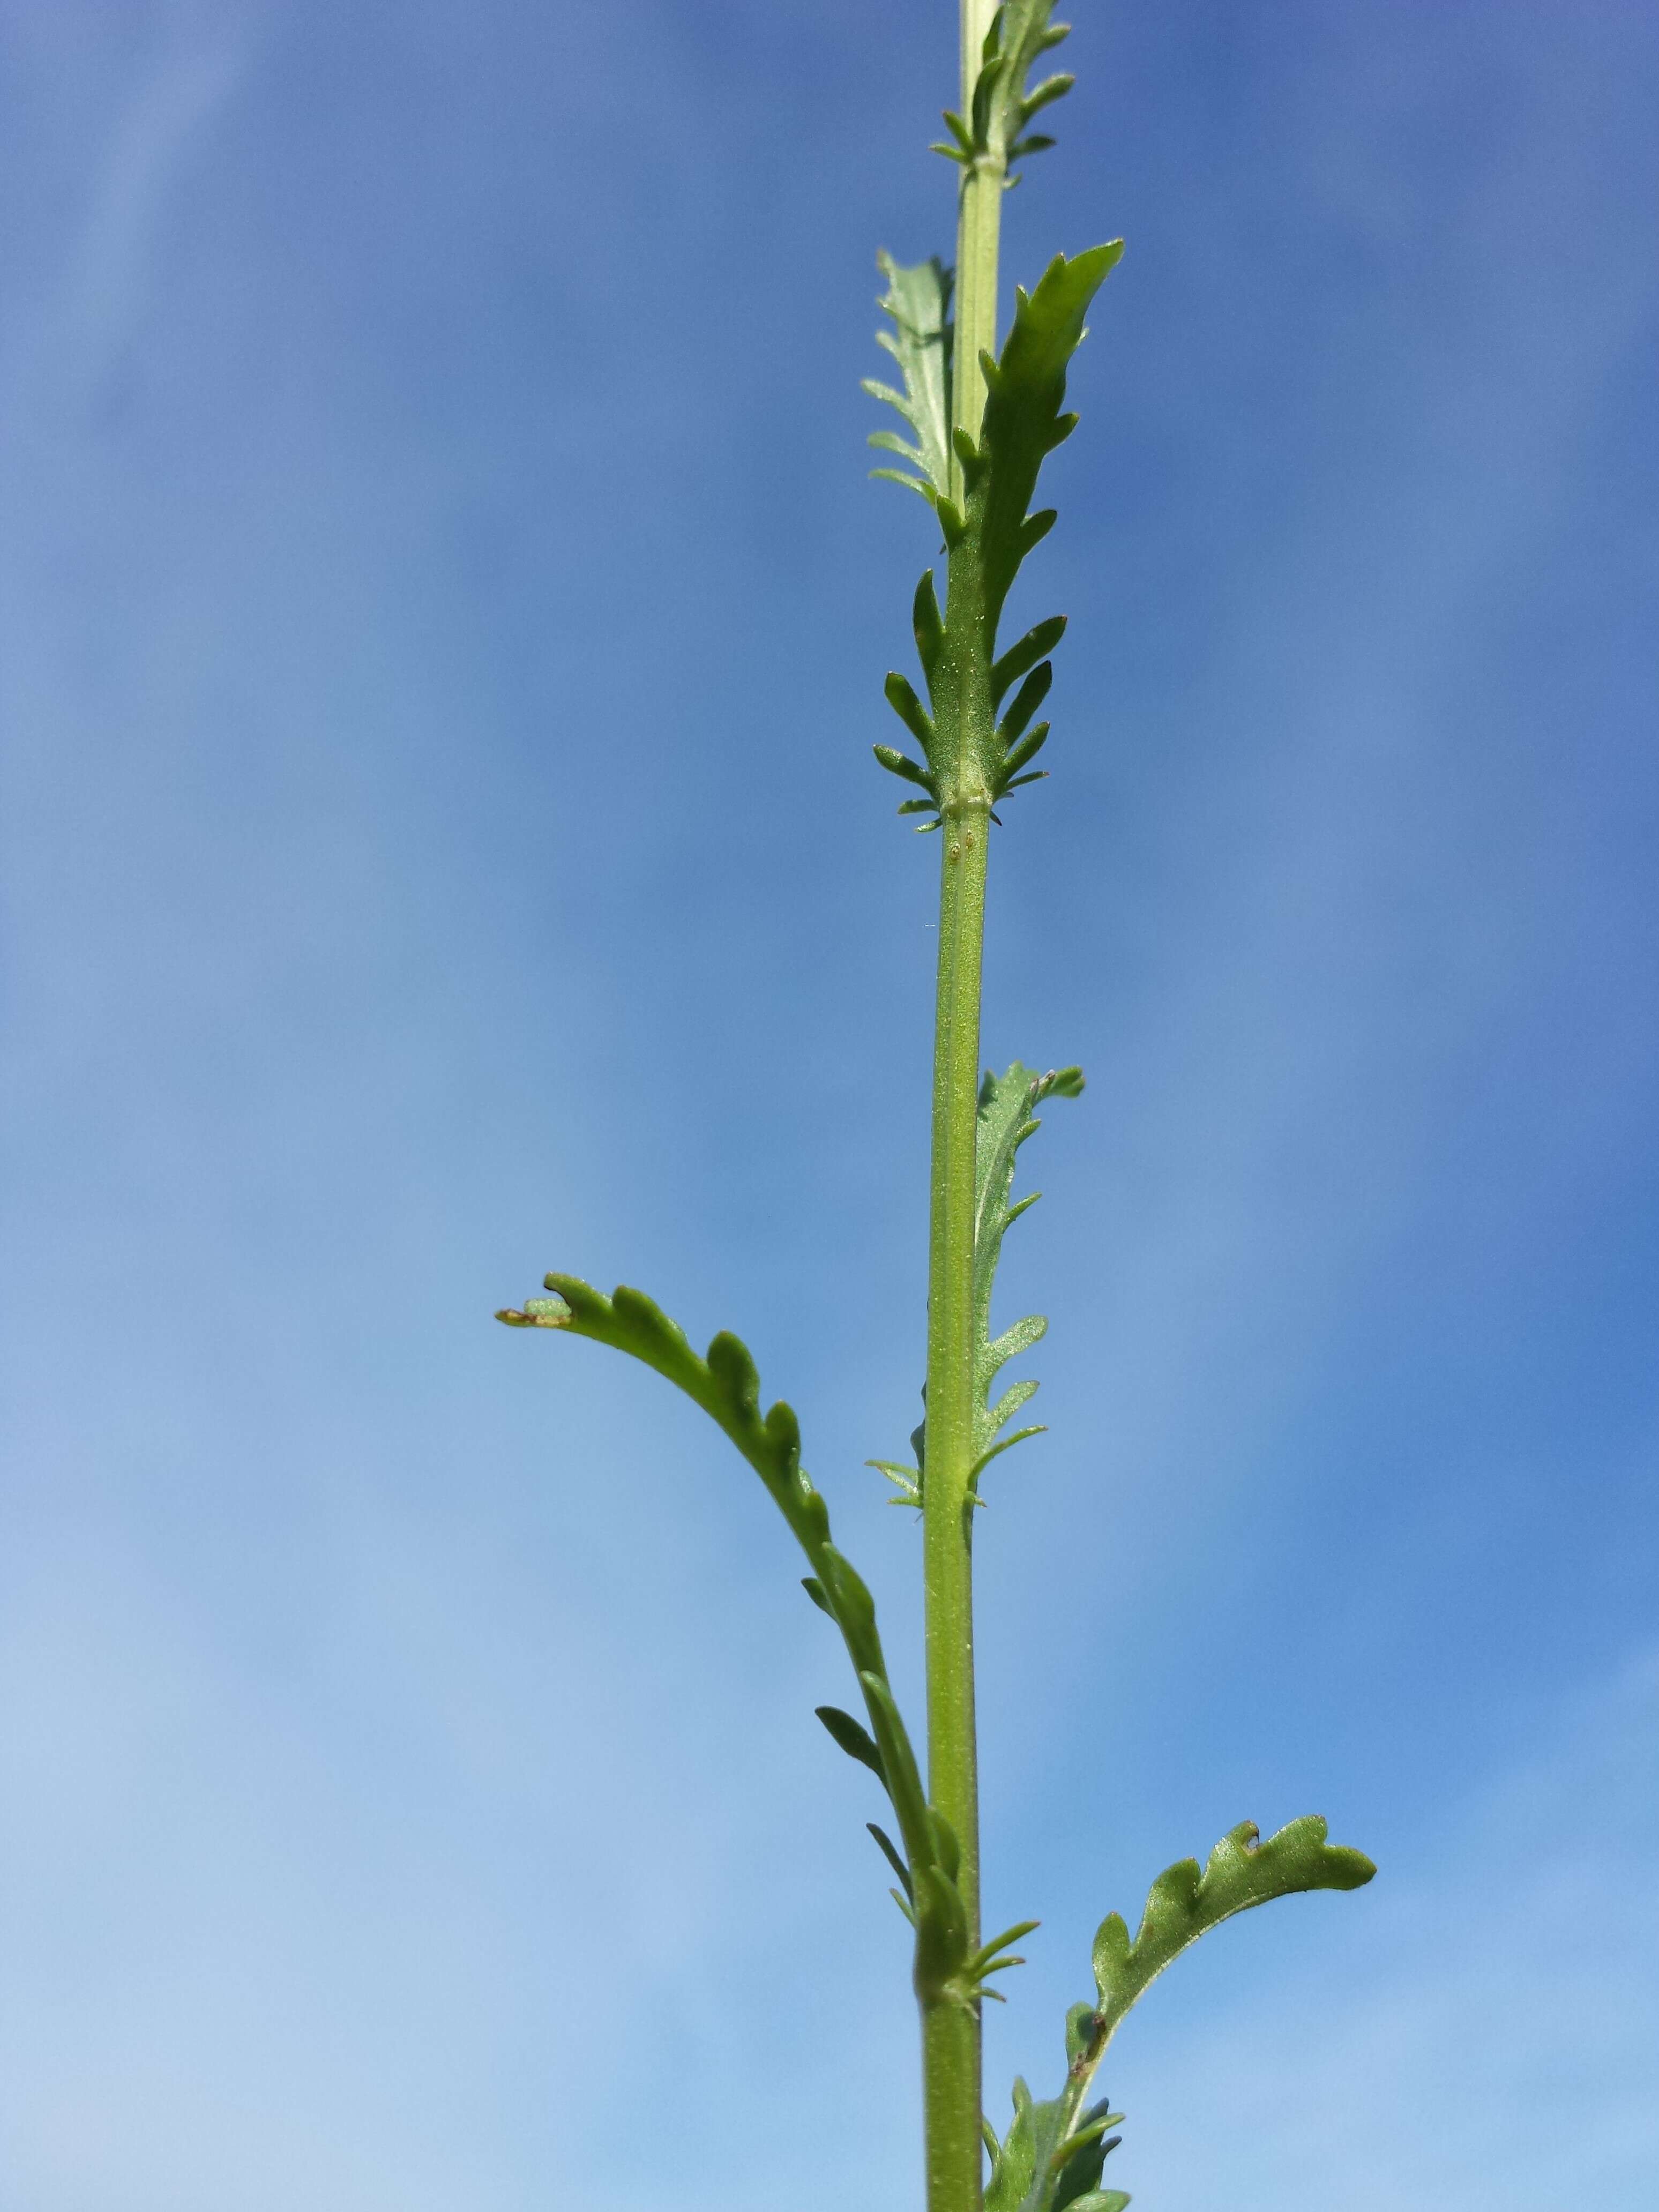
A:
[{"xmin": 499, "ymin": 8, "xmax": 1374, "ymax": 2208}]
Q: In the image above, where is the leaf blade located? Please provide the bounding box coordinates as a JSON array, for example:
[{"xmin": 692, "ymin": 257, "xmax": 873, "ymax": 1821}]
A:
[
  {"xmin": 866, "ymin": 250, "xmax": 954, "ymax": 502},
  {"xmin": 976, "ymin": 244, "xmax": 1123, "ymax": 633},
  {"xmin": 1090, "ymin": 1815, "xmax": 1377, "ymax": 2047}
]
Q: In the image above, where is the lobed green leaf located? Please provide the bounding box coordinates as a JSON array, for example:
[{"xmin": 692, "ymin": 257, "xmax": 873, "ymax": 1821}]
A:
[
  {"xmin": 968, "ymin": 1063, "xmax": 1083, "ymax": 1485},
  {"xmin": 976, "ymin": 244, "xmax": 1122, "ymax": 634},
  {"xmin": 498, "ymin": 1276, "xmax": 946, "ymax": 1938},
  {"xmin": 1091, "ymin": 1816, "xmax": 1377, "ymax": 2048},
  {"xmin": 888, "ymin": 1064, "xmax": 1083, "ymax": 1503},
  {"xmin": 864, "ymin": 251, "xmax": 953, "ymax": 502}
]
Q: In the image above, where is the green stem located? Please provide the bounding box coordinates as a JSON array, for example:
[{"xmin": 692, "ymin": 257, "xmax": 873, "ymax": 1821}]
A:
[
  {"xmin": 922, "ymin": 804, "xmax": 989, "ymax": 1934},
  {"xmin": 924, "ymin": 1998, "xmax": 986, "ymax": 2212},
  {"xmin": 921, "ymin": 801, "xmax": 990, "ymax": 2212},
  {"xmin": 950, "ymin": 0, "xmax": 1005, "ymax": 507},
  {"xmin": 922, "ymin": 12, "xmax": 1004, "ymax": 2208}
]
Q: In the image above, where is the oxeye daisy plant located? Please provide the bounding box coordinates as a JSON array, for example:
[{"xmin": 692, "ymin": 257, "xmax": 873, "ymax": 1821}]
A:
[{"xmin": 497, "ymin": 8, "xmax": 1374, "ymax": 2209}]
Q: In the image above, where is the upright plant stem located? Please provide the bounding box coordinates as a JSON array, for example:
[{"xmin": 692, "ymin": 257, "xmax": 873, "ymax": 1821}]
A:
[
  {"xmin": 922, "ymin": 8, "xmax": 1004, "ymax": 2210},
  {"xmin": 950, "ymin": 0, "xmax": 1005, "ymax": 511},
  {"xmin": 921, "ymin": 808, "xmax": 990, "ymax": 2212}
]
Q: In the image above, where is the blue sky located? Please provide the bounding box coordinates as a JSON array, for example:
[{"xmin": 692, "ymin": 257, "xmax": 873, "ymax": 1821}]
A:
[{"xmin": 2, "ymin": 2, "xmax": 1655, "ymax": 2206}]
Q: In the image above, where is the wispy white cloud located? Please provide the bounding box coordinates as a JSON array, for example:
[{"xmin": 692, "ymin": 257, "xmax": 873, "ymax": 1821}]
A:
[{"xmin": 3, "ymin": 8, "xmax": 250, "ymax": 420}]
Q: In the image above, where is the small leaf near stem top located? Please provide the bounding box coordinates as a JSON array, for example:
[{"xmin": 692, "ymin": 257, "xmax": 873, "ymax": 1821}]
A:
[
  {"xmin": 943, "ymin": 1, "xmax": 1079, "ymax": 496},
  {"xmin": 868, "ymin": 242, "xmax": 1122, "ymax": 830}
]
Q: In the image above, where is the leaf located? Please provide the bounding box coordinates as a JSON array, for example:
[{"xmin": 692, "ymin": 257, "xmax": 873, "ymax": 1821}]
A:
[
  {"xmin": 983, "ymin": 1374, "xmax": 1039, "ymax": 1434},
  {"xmin": 884, "ymin": 670, "xmax": 937, "ymax": 758},
  {"xmin": 873, "ymin": 744, "xmax": 937, "ymax": 795},
  {"xmin": 945, "ymin": 108, "xmax": 976, "ymax": 153},
  {"xmin": 976, "ymin": 244, "xmax": 1123, "ymax": 634},
  {"xmin": 997, "ymin": 660, "xmax": 1053, "ymax": 746},
  {"xmin": 991, "ymin": 614, "xmax": 1067, "ymax": 709},
  {"xmin": 868, "ymin": 1821, "xmax": 913, "ymax": 1899},
  {"xmin": 871, "ymin": 44, "xmax": 1117, "ymax": 820},
  {"xmin": 969, "ymin": 1063, "xmax": 1083, "ymax": 1486},
  {"xmin": 817, "ymin": 1544, "xmax": 878, "ymax": 1646},
  {"xmin": 879, "ymin": 248, "xmax": 1117, "ymax": 826},
  {"xmin": 1090, "ymin": 1816, "xmax": 1377, "ymax": 2047},
  {"xmin": 983, "ymin": 2007, "xmax": 1131, "ymax": 2212},
  {"xmin": 913, "ymin": 570, "xmax": 945, "ymax": 682},
  {"xmin": 891, "ymin": 1064, "xmax": 1082, "ymax": 1500},
  {"xmin": 995, "ymin": 1822, "xmax": 1374, "ymax": 2211},
  {"xmin": 985, "ymin": 2069, "xmax": 1129, "ymax": 2212},
  {"xmin": 984, "ymin": 2078, "xmax": 1038, "ymax": 2212},
  {"xmin": 856, "ymin": 1670, "xmax": 934, "ymax": 1875},
  {"xmin": 928, "ymin": 1806, "xmax": 963, "ymax": 1886},
  {"xmin": 870, "ymin": 466, "xmax": 939, "ymax": 504},
  {"xmin": 974, "ymin": 1918, "xmax": 1041, "ymax": 1970},
  {"xmin": 998, "ymin": 723, "xmax": 1051, "ymax": 788},
  {"xmin": 498, "ymin": 1275, "xmax": 826, "ymax": 1547},
  {"xmin": 865, "ymin": 251, "xmax": 953, "ymax": 502},
  {"xmin": 815, "ymin": 1704, "xmax": 886, "ymax": 1784},
  {"xmin": 936, "ymin": 2, "xmax": 1074, "ymax": 183},
  {"xmin": 913, "ymin": 1860, "xmax": 972, "ymax": 1999},
  {"xmin": 868, "ymin": 426, "xmax": 925, "ymax": 466},
  {"xmin": 1018, "ymin": 71, "xmax": 1075, "ymax": 125},
  {"xmin": 866, "ymin": 1456, "xmax": 922, "ymax": 1507},
  {"xmin": 497, "ymin": 1275, "xmax": 937, "ymax": 1912},
  {"xmin": 1051, "ymin": 2107, "xmax": 1126, "ymax": 2212}
]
